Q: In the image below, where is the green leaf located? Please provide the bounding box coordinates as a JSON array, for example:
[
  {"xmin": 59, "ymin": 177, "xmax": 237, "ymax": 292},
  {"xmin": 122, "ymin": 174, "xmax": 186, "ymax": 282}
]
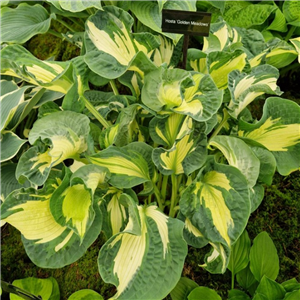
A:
[
  {"xmin": 253, "ymin": 276, "xmax": 286, "ymax": 300},
  {"xmin": 170, "ymin": 277, "xmax": 199, "ymax": 300},
  {"xmin": 283, "ymin": 290, "xmax": 300, "ymax": 300},
  {"xmin": 228, "ymin": 289, "xmax": 251, "ymax": 300},
  {"xmin": 0, "ymin": 131, "xmax": 27, "ymax": 162},
  {"xmin": 209, "ymin": 136, "xmax": 260, "ymax": 188},
  {"xmin": 224, "ymin": 4, "xmax": 276, "ymax": 29},
  {"xmin": 16, "ymin": 111, "xmax": 90, "ymax": 185},
  {"xmin": 0, "ymin": 3, "xmax": 55, "ymax": 43},
  {"xmin": 180, "ymin": 158, "xmax": 250, "ymax": 273},
  {"xmin": 238, "ymin": 97, "xmax": 300, "ymax": 176},
  {"xmin": 11, "ymin": 277, "xmax": 60, "ymax": 300},
  {"xmin": 99, "ymin": 200, "xmax": 187, "ymax": 300},
  {"xmin": 68, "ymin": 289, "xmax": 104, "ymax": 300},
  {"xmin": 249, "ymin": 232, "xmax": 279, "ymax": 282},
  {"xmin": 1, "ymin": 45, "xmax": 73, "ymax": 93},
  {"xmin": 236, "ymin": 264, "xmax": 259, "ymax": 296},
  {"xmin": 130, "ymin": 0, "xmax": 196, "ymax": 43},
  {"xmin": 187, "ymin": 286, "xmax": 221, "ymax": 300},
  {"xmin": 84, "ymin": 6, "xmax": 158, "ymax": 79},
  {"xmin": 267, "ymin": 7, "xmax": 288, "ymax": 32},
  {"xmin": 228, "ymin": 230, "xmax": 251, "ymax": 277},
  {"xmin": 88, "ymin": 142, "xmax": 154, "ymax": 189},
  {"xmin": 283, "ymin": 0, "xmax": 300, "ymax": 25},
  {"xmin": 282, "ymin": 278, "xmax": 300, "ymax": 292}
]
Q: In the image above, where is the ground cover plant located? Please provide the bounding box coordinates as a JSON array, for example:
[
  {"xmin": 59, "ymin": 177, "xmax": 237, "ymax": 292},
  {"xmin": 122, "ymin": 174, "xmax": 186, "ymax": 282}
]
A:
[{"xmin": 1, "ymin": 0, "xmax": 300, "ymax": 299}]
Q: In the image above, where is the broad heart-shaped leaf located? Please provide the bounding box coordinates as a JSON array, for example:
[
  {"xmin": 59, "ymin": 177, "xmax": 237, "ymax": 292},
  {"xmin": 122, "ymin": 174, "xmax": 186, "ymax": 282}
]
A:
[
  {"xmin": 253, "ymin": 276, "xmax": 286, "ymax": 300},
  {"xmin": 0, "ymin": 3, "xmax": 55, "ymax": 43},
  {"xmin": 282, "ymin": 278, "xmax": 300, "ymax": 293},
  {"xmin": 1, "ymin": 45, "xmax": 73, "ymax": 94},
  {"xmin": 283, "ymin": 290, "xmax": 300, "ymax": 300},
  {"xmin": 249, "ymin": 231, "xmax": 279, "ymax": 282},
  {"xmin": 290, "ymin": 37, "xmax": 300, "ymax": 63},
  {"xmin": 283, "ymin": 0, "xmax": 300, "ymax": 25},
  {"xmin": 228, "ymin": 65, "xmax": 282, "ymax": 118},
  {"xmin": 152, "ymin": 131, "xmax": 207, "ymax": 176},
  {"xmin": 98, "ymin": 201, "xmax": 188, "ymax": 300},
  {"xmin": 1, "ymin": 172, "xmax": 102, "ymax": 268},
  {"xmin": 236, "ymin": 264, "xmax": 259, "ymax": 296},
  {"xmin": 238, "ymin": 97, "xmax": 300, "ymax": 176},
  {"xmin": 57, "ymin": 0, "xmax": 101, "ymax": 12},
  {"xmin": 0, "ymin": 131, "xmax": 27, "ymax": 162},
  {"xmin": 170, "ymin": 277, "xmax": 199, "ymax": 300},
  {"xmin": 130, "ymin": 0, "xmax": 196, "ymax": 43},
  {"xmin": 228, "ymin": 289, "xmax": 251, "ymax": 300},
  {"xmin": 267, "ymin": 6, "xmax": 288, "ymax": 33},
  {"xmin": 50, "ymin": 165, "xmax": 109, "ymax": 240},
  {"xmin": 11, "ymin": 277, "xmax": 60, "ymax": 300},
  {"xmin": 68, "ymin": 289, "xmax": 104, "ymax": 300},
  {"xmin": 84, "ymin": 6, "xmax": 159, "ymax": 79},
  {"xmin": 209, "ymin": 136, "xmax": 260, "ymax": 188},
  {"xmin": 228, "ymin": 229, "xmax": 251, "ymax": 278},
  {"xmin": 16, "ymin": 111, "xmax": 90, "ymax": 186},
  {"xmin": 187, "ymin": 286, "xmax": 222, "ymax": 300},
  {"xmin": 180, "ymin": 157, "xmax": 250, "ymax": 273},
  {"xmin": 88, "ymin": 142, "xmax": 154, "ymax": 189}
]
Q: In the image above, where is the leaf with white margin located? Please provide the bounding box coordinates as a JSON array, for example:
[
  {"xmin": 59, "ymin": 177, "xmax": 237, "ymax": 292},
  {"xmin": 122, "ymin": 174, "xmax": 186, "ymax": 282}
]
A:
[
  {"xmin": 1, "ymin": 45, "xmax": 73, "ymax": 94},
  {"xmin": 84, "ymin": 6, "xmax": 159, "ymax": 79},
  {"xmin": 88, "ymin": 142, "xmax": 155, "ymax": 189},
  {"xmin": 1, "ymin": 170, "xmax": 102, "ymax": 268},
  {"xmin": 149, "ymin": 113, "xmax": 193, "ymax": 148},
  {"xmin": 152, "ymin": 35, "xmax": 174, "ymax": 67},
  {"xmin": 180, "ymin": 157, "xmax": 250, "ymax": 273},
  {"xmin": 152, "ymin": 132, "xmax": 207, "ymax": 176},
  {"xmin": 130, "ymin": 0, "xmax": 196, "ymax": 43},
  {"xmin": 228, "ymin": 65, "xmax": 282, "ymax": 118},
  {"xmin": 11, "ymin": 277, "xmax": 60, "ymax": 300},
  {"xmin": 50, "ymin": 165, "xmax": 109, "ymax": 239},
  {"xmin": 141, "ymin": 67, "xmax": 194, "ymax": 114},
  {"xmin": 238, "ymin": 97, "xmax": 300, "ymax": 176},
  {"xmin": 0, "ymin": 3, "xmax": 56, "ymax": 44},
  {"xmin": 187, "ymin": 49, "xmax": 208, "ymax": 74},
  {"xmin": 57, "ymin": 0, "xmax": 102, "ymax": 12},
  {"xmin": 290, "ymin": 37, "xmax": 300, "ymax": 63},
  {"xmin": 209, "ymin": 136, "xmax": 260, "ymax": 188},
  {"xmin": 98, "ymin": 195, "xmax": 188, "ymax": 300},
  {"xmin": 16, "ymin": 111, "xmax": 90, "ymax": 186},
  {"xmin": 0, "ymin": 131, "xmax": 27, "ymax": 162}
]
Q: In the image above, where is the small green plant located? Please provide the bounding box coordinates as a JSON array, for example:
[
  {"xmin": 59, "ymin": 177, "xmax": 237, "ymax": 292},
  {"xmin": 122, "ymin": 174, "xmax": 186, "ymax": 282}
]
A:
[{"xmin": 1, "ymin": 1, "xmax": 300, "ymax": 299}]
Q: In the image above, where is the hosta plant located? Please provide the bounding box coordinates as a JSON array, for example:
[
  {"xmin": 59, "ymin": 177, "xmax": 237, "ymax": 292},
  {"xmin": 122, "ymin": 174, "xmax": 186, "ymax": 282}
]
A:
[{"xmin": 1, "ymin": 1, "xmax": 300, "ymax": 299}]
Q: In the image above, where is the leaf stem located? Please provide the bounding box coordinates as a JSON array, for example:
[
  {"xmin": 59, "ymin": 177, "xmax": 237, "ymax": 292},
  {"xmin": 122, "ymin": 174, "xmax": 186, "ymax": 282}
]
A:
[
  {"xmin": 231, "ymin": 273, "xmax": 235, "ymax": 290},
  {"xmin": 48, "ymin": 29, "xmax": 63, "ymax": 39},
  {"xmin": 285, "ymin": 25, "xmax": 296, "ymax": 41},
  {"xmin": 209, "ymin": 108, "xmax": 230, "ymax": 142},
  {"xmin": 82, "ymin": 96, "xmax": 110, "ymax": 128},
  {"xmin": 153, "ymin": 184, "xmax": 164, "ymax": 211},
  {"xmin": 55, "ymin": 17, "xmax": 78, "ymax": 33},
  {"xmin": 169, "ymin": 174, "xmax": 178, "ymax": 218},
  {"xmin": 161, "ymin": 175, "xmax": 169, "ymax": 202},
  {"xmin": 110, "ymin": 80, "xmax": 119, "ymax": 95}
]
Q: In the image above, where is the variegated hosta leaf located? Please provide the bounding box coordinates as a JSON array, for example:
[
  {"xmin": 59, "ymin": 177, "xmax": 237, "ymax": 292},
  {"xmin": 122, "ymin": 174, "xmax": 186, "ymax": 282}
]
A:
[
  {"xmin": 0, "ymin": 84, "xmax": 32, "ymax": 132},
  {"xmin": 188, "ymin": 49, "xmax": 208, "ymax": 74},
  {"xmin": 228, "ymin": 65, "xmax": 282, "ymax": 118},
  {"xmin": 130, "ymin": 0, "xmax": 196, "ymax": 43},
  {"xmin": 152, "ymin": 35, "xmax": 174, "ymax": 67},
  {"xmin": 238, "ymin": 97, "xmax": 300, "ymax": 176},
  {"xmin": 0, "ymin": 131, "xmax": 27, "ymax": 162},
  {"xmin": 290, "ymin": 37, "xmax": 300, "ymax": 63},
  {"xmin": 50, "ymin": 165, "xmax": 109, "ymax": 239},
  {"xmin": 56, "ymin": 0, "xmax": 102, "ymax": 12},
  {"xmin": 180, "ymin": 157, "xmax": 250, "ymax": 273},
  {"xmin": 1, "ymin": 45, "xmax": 73, "ymax": 93},
  {"xmin": 16, "ymin": 111, "xmax": 90, "ymax": 185},
  {"xmin": 0, "ymin": 3, "xmax": 56, "ymax": 43},
  {"xmin": 84, "ymin": 6, "xmax": 159, "ymax": 79},
  {"xmin": 174, "ymin": 72, "xmax": 223, "ymax": 121},
  {"xmin": 1, "ymin": 172, "xmax": 102, "ymax": 268},
  {"xmin": 141, "ymin": 67, "xmax": 193, "ymax": 114},
  {"xmin": 149, "ymin": 113, "xmax": 193, "ymax": 148},
  {"xmin": 209, "ymin": 136, "xmax": 260, "ymax": 188},
  {"xmin": 88, "ymin": 142, "xmax": 155, "ymax": 189},
  {"xmin": 98, "ymin": 199, "xmax": 188, "ymax": 300},
  {"xmin": 152, "ymin": 132, "xmax": 207, "ymax": 176},
  {"xmin": 207, "ymin": 49, "xmax": 248, "ymax": 89}
]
